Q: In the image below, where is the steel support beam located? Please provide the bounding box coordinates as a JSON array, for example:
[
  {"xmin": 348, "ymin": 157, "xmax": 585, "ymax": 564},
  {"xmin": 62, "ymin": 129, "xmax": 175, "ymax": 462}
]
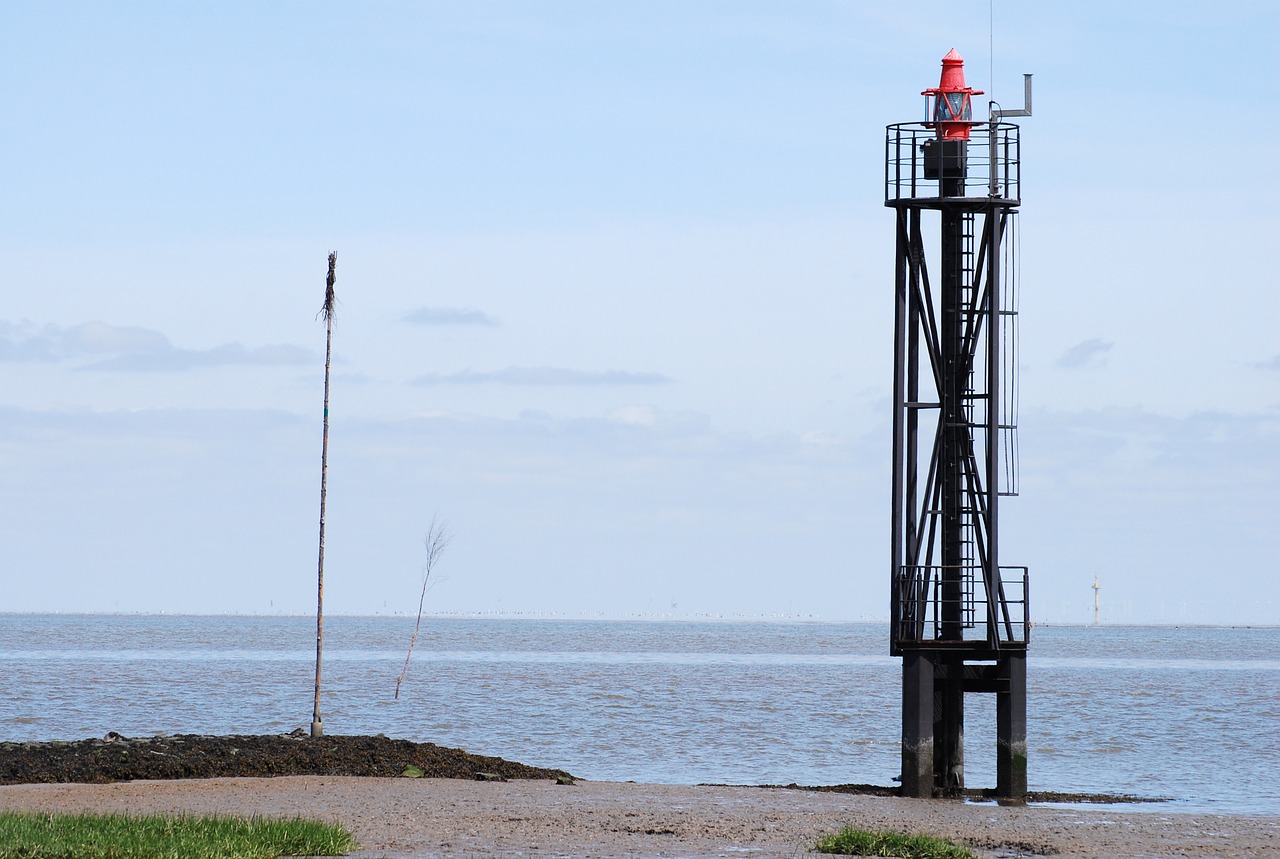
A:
[
  {"xmin": 939, "ymin": 201, "xmax": 965, "ymax": 647},
  {"xmin": 997, "ymin": 653, "xmax": 1027, "ymax": 798},
  {"xmin": 891, "ymin": 209, "xmax": 909, "ymax": 641},
  {"xmin": 934, "ymin": 654, "xmax": 965, "ymax": 790},
  {"xmin": 984, "ymin": 208, "xmax": 1003, "ymax": 649},
  {"xmin": 901, "ymin": 651, "xmax": 935, "ymax": 797}
]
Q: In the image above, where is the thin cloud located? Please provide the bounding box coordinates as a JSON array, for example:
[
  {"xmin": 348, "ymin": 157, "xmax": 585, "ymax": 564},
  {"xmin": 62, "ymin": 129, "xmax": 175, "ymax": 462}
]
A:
[
  {"xmin": 85, "ymin": 343, "xmax": 313, "ymax": 372},
  {"xmin": 332, "ymin": 371, "xmax": 374, "ymax": 385},
  {"xmin": 404, "ymin": 307, "xmax": 498, "ymax": 326},
  {"xmin": 411, "ymin": 366, "xmax": 671, "ymax": 386},
  {"xmin": 1057, "ymin": 338, "xmax": 1114, "ymax": 369},
  {"xmin": 1254, "ymin": 353, "xmax": 1280, "ymax": 371},
  {"xmin": 0, "ymin": 320, "xmax": 167, "ymax": 362},
  {"xmin": 0, "ymin": 320, "xmax": 313, "ymax": 371},
  {"xmin": 0, "ymin": 403, "xmax": 306, "ymax": 440}
]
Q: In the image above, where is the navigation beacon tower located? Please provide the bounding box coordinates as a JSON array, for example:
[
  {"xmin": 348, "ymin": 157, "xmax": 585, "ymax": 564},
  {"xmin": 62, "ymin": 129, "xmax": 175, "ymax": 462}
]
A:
[{"xmin": 885, "ymin": 50, "xmax": 1032, "ymax": 799}]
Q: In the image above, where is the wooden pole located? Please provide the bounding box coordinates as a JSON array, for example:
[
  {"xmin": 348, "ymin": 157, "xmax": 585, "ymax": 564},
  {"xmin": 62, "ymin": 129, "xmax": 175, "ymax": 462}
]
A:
[{"xmin": 312, "ymin": 252, "xmax": 336, "ymax": 738}]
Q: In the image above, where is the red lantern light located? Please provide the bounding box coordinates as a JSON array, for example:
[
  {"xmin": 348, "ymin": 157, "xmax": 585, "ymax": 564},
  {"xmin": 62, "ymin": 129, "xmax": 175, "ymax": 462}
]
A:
[{"xmin": 923, "ymin": 49, "xmax": 983, "ymax": 141}]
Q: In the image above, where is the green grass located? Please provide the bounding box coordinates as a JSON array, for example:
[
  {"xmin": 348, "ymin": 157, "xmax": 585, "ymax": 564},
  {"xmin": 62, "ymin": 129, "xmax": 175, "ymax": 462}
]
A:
[
  {"xmin": 0, "ymin": 811, "xmax": 355, "ymax": 859},
  {"xmin": 815, "ymin": 826, "xmax": 975, "ymax": 859}
]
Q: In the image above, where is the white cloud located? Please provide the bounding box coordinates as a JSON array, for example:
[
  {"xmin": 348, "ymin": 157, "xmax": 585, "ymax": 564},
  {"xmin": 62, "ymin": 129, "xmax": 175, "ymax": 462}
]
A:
[
  {"xmin": 1057, "ymin": 338, "xmax": 1114, "ymax": 369},
  {"xmin": 404, "ymin": 307, "xmax": 498, "ymax": 326},
  {"xmin": 85, "ymin": 342, "xmax": 313, "ymax": 372},
  {"xmin": 0, "ymin": 319, "xmax": 313, "ymax": 372},
  {"xmin": 0, "ymin": 402, "xmax": 870, "ymax": 615},
  {"xmin": 609, "ymin": 405, "xmax": 658, "ymax": 427},
  {"xmin": 63, "ymin": 320, "xmax": 171, "ymax": 355},
  {"xmin": 0, "ymin": 320, "xmax": 166, "ymax": 362},
  {"xmin": 1, "ymin": 398, "xmax": 1274, "ymax": 623},
  {"xmin": 1255, "ymin": 354, "xmax": 1280, "ymax": 371},
  {"xmin": 411, "ymin": 366, "xmax": 671, "ymax": 386}
]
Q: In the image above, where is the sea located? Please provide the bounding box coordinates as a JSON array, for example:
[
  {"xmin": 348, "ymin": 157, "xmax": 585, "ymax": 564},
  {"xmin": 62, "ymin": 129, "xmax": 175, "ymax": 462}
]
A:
[{"xmin": 1, "ymin": 615, "xmax": 1276, "ymax": 816}]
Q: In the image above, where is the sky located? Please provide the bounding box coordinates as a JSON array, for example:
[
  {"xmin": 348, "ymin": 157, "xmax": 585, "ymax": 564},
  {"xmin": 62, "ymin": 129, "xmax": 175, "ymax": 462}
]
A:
[{"xmin": 1, "ymin": 1, "xmax": 1276, "ymax": 624}]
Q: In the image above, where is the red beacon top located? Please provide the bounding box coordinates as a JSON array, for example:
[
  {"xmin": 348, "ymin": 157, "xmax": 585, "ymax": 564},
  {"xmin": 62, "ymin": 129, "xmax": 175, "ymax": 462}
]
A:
[{"xmin": 923, "ymin": 49, "xmax": 984, "ymax": 141}]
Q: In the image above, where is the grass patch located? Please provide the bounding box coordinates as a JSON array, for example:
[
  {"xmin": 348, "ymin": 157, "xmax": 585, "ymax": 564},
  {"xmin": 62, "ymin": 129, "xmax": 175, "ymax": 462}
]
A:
[
  {"xmin": 815, "ymin": 826, "xmax": 975, "ymax": 858},
  {"xmin": 0, "ymin": 811, "xmax": 355, "ymax": 858}
]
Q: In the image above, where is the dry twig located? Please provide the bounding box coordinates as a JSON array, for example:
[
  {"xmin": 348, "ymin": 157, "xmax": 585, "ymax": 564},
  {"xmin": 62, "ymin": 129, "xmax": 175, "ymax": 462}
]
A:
[{"xmin": 395, "ymin": 517, "xmax": 452, "ymax": 700}]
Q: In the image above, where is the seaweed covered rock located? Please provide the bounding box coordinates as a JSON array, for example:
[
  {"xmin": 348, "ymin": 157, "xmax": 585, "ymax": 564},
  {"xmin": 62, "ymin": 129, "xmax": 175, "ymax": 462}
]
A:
[{"xmin": 0, "ymin": 733, "xmax": 573, "ymax": 785}]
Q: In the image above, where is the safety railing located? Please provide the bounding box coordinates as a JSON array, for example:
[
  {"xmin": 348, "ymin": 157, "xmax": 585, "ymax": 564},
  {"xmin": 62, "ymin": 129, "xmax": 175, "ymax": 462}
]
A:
[
  {"xmin": 885, "ymin": 121, "xmax": 1021, "ymax": 204},
  {"xmin": 893, "ymin": 564, "xmax": 1029, "ymax": 648}
]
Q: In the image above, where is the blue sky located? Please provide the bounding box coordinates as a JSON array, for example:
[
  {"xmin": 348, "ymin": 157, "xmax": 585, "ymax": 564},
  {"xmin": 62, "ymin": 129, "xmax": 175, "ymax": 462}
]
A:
[{"xmin": 1, "ymin": 1, "xmax": 1276, "ymax": 623}]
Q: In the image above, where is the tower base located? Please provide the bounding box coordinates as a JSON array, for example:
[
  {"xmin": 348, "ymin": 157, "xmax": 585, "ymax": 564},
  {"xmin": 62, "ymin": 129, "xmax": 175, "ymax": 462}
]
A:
[{"xmin": 900, "ymin": 650, "xmax": 1026, "ymax": 799}]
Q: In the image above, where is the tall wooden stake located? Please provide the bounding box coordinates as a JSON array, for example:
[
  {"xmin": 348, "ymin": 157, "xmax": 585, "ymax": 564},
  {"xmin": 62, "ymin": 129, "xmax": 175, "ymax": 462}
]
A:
[{"xmin": 312, "ymin": 252, "xmax": 337, "ymax": 738}]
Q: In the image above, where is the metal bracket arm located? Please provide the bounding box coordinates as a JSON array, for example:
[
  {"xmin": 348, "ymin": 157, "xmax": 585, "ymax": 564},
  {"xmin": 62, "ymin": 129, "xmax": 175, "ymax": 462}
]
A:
[{"xmin": 990, "ymin": 74, "xmax": 1033, "ymax": 119}]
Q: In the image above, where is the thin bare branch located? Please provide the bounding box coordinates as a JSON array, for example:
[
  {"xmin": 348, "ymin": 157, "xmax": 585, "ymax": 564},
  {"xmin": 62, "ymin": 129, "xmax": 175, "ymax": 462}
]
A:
[{"xmin": 395, "ymin": 516, "xmax": 453, "ymax": 700}]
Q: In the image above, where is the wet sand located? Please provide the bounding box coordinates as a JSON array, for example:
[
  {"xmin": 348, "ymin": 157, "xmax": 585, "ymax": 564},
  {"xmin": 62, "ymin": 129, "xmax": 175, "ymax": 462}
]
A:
[{"xmin": 1, "ymin": 775, "xmax": 1275, "ymax": 858}]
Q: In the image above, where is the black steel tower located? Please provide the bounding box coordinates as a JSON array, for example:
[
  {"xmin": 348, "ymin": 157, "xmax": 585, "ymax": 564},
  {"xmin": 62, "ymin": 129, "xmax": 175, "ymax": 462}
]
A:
[{"xmin": 885, "ymin": 50, "xmax": 1031, "ymax": 799}]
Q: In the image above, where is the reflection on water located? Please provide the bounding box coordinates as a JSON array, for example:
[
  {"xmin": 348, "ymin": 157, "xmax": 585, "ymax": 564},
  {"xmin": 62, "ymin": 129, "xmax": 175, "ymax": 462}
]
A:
[{"xmin": 1, "ymin": 616, "xmax": 1276, "ymax": 815}]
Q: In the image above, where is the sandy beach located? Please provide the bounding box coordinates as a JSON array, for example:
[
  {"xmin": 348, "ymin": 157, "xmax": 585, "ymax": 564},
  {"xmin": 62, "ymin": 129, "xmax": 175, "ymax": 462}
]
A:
[{"xmin": 1, "ymin": 776, "xmax": 1276, "ymax": 858}]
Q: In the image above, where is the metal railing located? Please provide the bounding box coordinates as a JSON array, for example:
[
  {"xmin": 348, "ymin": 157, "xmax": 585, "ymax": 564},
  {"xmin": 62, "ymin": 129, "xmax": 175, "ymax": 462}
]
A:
[
  {"xmin": 885, "ymin": 121, "xmax": 1021, "ymax": 204},
  {"xmin": 893, "ymin": 564, "xmax": 1029, "ymax": 648}
]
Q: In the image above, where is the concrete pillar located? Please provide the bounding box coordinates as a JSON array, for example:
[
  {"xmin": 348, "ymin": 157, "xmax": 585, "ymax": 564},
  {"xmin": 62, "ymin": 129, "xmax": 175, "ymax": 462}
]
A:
[
  {"xmin": 901, "ymin": 652, "xmax": 935, "ymax": 797},
  {"xmin": 997, "ymin": 653, "xmax": 1027, "ymax": 798}
]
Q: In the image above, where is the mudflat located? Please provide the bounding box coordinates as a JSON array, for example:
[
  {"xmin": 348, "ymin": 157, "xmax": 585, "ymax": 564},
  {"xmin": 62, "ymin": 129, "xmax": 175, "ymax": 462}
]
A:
[{"xmin": 1, "ymin": 775, "xmax": 1276, "ymax": 859}]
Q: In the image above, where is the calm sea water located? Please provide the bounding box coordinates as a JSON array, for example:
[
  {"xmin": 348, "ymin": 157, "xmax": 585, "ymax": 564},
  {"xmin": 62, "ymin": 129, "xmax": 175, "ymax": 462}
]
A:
[{"xmin": 1, "ymin": 616, "xmax": 1276, "ymax": 815}]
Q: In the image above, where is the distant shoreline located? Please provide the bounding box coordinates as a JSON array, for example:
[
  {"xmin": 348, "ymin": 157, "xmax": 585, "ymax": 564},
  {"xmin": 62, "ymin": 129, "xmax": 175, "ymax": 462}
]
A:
[{"xmin": 3, "ymin": 611, "xmax": 1278, "ymax": 629}]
